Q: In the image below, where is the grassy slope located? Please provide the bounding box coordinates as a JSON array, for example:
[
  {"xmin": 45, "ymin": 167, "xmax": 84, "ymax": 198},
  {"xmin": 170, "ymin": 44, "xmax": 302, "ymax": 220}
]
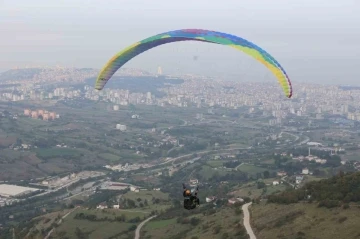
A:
[
  {"xmin": 51, "ymin": 208, "xmax": 140, "ymax": 239},
  {"xmin": 142, "ymin": 207, "xmax": 248, "ymax": 239},
  {"xmin": 31, "ymin": 191, "xmax": 171, "ymax": 238},
  {"xmin": 250, "ymin": 202, "xmax": 360, "ymax": 239}
]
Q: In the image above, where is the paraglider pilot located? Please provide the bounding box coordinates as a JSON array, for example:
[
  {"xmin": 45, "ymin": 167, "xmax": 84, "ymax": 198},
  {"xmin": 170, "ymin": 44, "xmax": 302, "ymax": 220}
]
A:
[{"xmin": 183, "ymin": 183, "xmax": 200, "ymax": 210}]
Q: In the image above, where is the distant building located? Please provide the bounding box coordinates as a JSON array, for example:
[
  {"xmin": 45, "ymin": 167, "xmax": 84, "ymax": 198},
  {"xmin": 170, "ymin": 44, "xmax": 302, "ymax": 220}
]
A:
[
  {"xmin": 0, "ymin": 184, "xmax": 39, "ymax": 198},
  {"xmin": 116, "ymin": 124, "xmax": 126, "ymax": 131},
  {"xmin": 307, "ymin": 142, "xmax": 323, "ymax": 146},
  {"xmin": 302, "ymin": 168, "xmax": 309, "ymax": 175},
  {"xmin": 277, "ymin": 171, "xmax": 287, "ymax": 177},
  {"xmin": 31, "ymin": 112, "xmax": 38, "ymax": 119},
  {"xmin": 24, "ymin": 109, "xmax": 31, "ymax": 116},
  {"xmin": 295, "ymin": 176, "xmax": 304, "ymax": 184},
  {"xmin": 38, "ymin": 109, "xmax": 44, "ymax": 116},
  {"xmin": 96, "ymin": 202, "xmax": 108, "ymax": 209},
  {"xmin": 43, "ymin": 113, "xmax": 49, "ymax": 121},
  {"xmin": 228, "ymin": 198, "xmax": 244, "ymax": 205},
  {"xmin": 157, "ymin": 66, "xmax": 162, "ymax": 75},
  {"xmin": 49, "ymin": 112, "xmax": 56, "ymax": 119},
  {"xmin": 25, "ymin": 109, "xmax": 58, "ymax": 121},
  {"xmin": 273, "ymin": 181, "xmax": 280, "ymax": 186},
  {"xmin": 130, "ymin": 186, "xmax": 139, "ymax": 192},
  {"xmin": 113, "ymin": 105, "xmax": 119, "ymax": 111},
  {"xmin": 189, "ymin": 179, "xmax": 198, "ymax": 187},
  {"xmin": 206, "ymin": 196, "xmax": 216, "ymax": 203},
  {"xmin": 195, "ymin": 113, "xmax": 203, "ymax": 120},
  {"xmin": 105, "ymin": 183, "xmax": 129, "ymax": 191}
]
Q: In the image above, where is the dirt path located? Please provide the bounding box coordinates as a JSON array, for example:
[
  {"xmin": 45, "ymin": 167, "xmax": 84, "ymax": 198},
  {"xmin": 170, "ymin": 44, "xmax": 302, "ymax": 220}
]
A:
[
  {"xmin": 134, "ymin": 215, "xmax": 157, "ymax": 239},
  {"xmin": 44, "ymin": 206, "xmax": 79, "ymax": 239},
  {"xmin": 242, "ymin": 202, "xmax": 257, "ymax": 239}
]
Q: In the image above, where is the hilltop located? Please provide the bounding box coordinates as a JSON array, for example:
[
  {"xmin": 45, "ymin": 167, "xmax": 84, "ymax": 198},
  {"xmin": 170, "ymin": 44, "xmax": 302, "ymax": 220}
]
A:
[
  {"xmin": 250, "ymin": 171, "xmax": 360, "ymax": 239},
  {"xmin": 0, "ymin": 68, "xmax": 43, "ymax": 81}
]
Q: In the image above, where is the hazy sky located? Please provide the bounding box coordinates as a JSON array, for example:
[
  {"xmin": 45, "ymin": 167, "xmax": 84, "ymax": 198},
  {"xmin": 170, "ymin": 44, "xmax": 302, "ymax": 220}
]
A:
[{"xmin": 1, "ymin": 0, "xmax": 360, "ymax": 84}]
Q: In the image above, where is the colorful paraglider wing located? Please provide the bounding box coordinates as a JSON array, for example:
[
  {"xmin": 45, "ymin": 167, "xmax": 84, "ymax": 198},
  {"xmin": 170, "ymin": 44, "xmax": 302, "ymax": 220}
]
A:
[{"xmin": 95, "ymin": 29, "xmax": 292, "ymax": 98}]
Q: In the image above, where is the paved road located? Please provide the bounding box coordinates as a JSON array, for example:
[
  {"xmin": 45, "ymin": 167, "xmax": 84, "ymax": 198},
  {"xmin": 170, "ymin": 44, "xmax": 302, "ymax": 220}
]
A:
[
  {"xmin": 297, "ymin": 135, "xmax": 310, "ymax": 145},
  {"xmin": 134, "ymin": 215, "xmax": 157, "ymax": 239},
  {"xmin": 242, "ymin": 202, "xmax": 257, "ymax": 239}
]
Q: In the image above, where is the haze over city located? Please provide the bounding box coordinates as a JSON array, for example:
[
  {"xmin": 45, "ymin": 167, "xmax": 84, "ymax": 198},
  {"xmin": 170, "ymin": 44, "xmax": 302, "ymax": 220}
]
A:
[
  {"xmin": 1, "ymin": 0, "xmax": 360, "ymax": 84},
  {"xmin": 2, "ymin": 1, "xmax": 360, "ymax": 238}
]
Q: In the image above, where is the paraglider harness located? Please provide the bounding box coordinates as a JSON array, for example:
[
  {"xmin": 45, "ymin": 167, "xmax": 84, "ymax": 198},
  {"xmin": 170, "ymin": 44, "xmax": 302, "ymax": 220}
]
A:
[{"xmin": 183, "ymin": 183, "xmax": 200, "ymax": 210}]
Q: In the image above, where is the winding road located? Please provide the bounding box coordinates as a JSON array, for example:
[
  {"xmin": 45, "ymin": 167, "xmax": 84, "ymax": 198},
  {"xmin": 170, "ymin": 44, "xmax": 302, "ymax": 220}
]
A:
[
  {"xmin": 242, "ymin": 202, "xmax": 257, "ymax": 239},
  {"xmin": 134, "ymin": 215, "xmax": 157, "ymax": 239}
]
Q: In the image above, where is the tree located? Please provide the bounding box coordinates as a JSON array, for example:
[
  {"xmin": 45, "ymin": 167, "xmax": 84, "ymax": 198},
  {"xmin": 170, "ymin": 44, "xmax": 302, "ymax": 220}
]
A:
[
  {"xmin": 257, "ymin": 181, "xmax": 266, "ymax": 189},
  {"xmin": 263, "ymin": 171, "xmax": 270, "ymax": 179},
  {"xmin": 128, "ymin": 225, "xmax": 137, "ymax": 231},
  {"xmin": 127, "ymin": 199, "xmax": 136, "ymax": 208},
  {"xmin": 75, "ymin": 227, "xmax": 88, "ymax": 239}
]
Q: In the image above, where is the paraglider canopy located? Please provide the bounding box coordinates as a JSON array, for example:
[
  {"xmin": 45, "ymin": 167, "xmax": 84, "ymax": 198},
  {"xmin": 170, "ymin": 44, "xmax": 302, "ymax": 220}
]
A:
[{"xmin": 95, "ymin": 29, "xmax": 292, "ymax": 98}]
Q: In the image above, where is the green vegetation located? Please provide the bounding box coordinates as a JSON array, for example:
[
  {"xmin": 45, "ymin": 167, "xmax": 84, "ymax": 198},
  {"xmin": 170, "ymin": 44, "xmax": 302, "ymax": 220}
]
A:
[
  {"xmin": 237, "ymin": 164, "xmax": 274, "ymax": 175},
  {"xmin": 121, "ymin": 190, "xmax": 171, "ymax": 212},
  {"xmin": 55, "ymin": 213, "xmax": 138, "ymax": 239},
  {"xmin": 35, "ymin": 148, "xmax": 82, "ymax": 159},
  {"xmin": 143, "ymin": 206, "xmax": 249, "ymax": 239},
  {"xmin": 251, "ymin": 202, "xmax": 360, "ymax": 239},
  {"xmin": 268, "ymin": 171, "xmax": 360, "ymax": 207},
  {"xmin": 206, "ymin": 160, "xmax": 223, "ymax": 168},
  {"xmin": 146, "ymin": 218, "xmax": 177, "ymax": 229},
  {"xmin": 73, "ymin": 208, "xmax": 145, "ymax": 222},
  {"xmin": 98, "ymin": 153, "xmax": 120, "ymax": 162}
]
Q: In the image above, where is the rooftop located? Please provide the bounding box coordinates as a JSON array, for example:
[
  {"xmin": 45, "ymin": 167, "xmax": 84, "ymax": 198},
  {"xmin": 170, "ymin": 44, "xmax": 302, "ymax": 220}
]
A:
[{"xmin": 0, "ymin": 184, "xmax": 39, "ymax": 197}]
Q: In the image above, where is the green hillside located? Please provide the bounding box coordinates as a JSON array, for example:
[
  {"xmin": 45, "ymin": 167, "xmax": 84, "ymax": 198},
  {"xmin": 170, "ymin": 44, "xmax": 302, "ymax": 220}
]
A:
[
  {"xmin": 251, "ymin": 202, "xmax": 360, "ymax": 239},
  {"xmin": 141, "ymin": 204, "xmax": 249, "ymax": 239},
  {"xmin": 268, "ymin": 171, "xmax": 360, "ymax": 207},
  {"xmin": 250, "ymin": 171, "xmax": 360, "ymax": 239}
]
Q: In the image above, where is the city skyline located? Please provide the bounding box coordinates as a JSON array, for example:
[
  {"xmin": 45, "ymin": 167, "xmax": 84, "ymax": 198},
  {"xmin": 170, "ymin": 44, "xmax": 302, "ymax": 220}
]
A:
[{"xmin": 1, "ymin": 0, "xmax": 360, "ymax": 84}]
